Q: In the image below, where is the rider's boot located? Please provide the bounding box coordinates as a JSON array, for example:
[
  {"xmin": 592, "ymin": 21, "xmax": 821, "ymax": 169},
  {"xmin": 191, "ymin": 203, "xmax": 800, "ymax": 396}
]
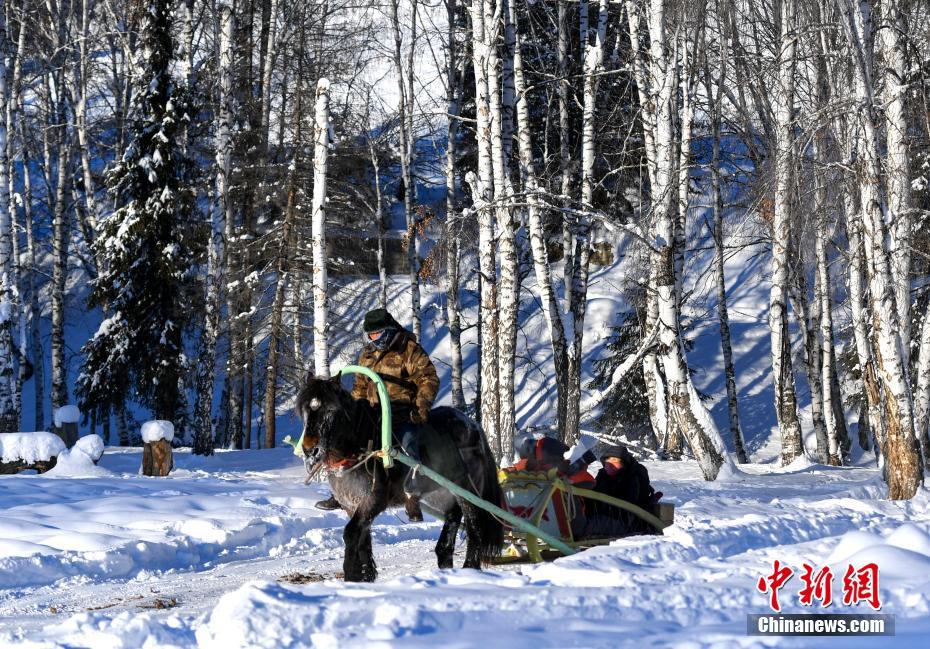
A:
[{"xmin": 314, "ymin": 494, "xmax": 342, "ymax": 511}]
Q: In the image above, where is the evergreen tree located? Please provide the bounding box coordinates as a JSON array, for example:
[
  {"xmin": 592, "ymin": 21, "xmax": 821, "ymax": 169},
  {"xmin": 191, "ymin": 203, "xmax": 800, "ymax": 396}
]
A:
[{"xmin": 77, "ymin": 0, "xmax": 195, "ymax": 426}]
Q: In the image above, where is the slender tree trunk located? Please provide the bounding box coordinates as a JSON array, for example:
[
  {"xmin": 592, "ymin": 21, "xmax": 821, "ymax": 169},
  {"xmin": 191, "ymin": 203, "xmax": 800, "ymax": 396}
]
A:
[
  {"xmin": 495, "ymin": 2, "xmax": 519, "ymax": 458},
  {"xmin": 311, "ymin": 79, "xmax": 331, "ymax": 379},
  {"xmin": 511, "ymin": 1, "xmax": 569, "ymax": 432},
  {"xmin": 708, "ymin": 39, "xmax": 746, "ymax": 462},
  {"xmin": 194, "ymin": 3, "xmax": 235, "ymax": 456},
  {"xmin": 847, "ymin": 193, "xmax": 885, "ymax": 456},
  {"xmin": 368, "ymin": 131, "xmax": 388, "ymax": 309},
  {"xmin": 444, "ymin": 0, "xmax": 465, "ymax": 411},
  {"xmin": 558, "ymin": 1, "xmax": 573, "ymax": 302},
  {"xmin": 391, "ymin": 0, "xmax": 421, "ymax": 339},
  {"xmin": 836, "ymin": 0, "xmax": 922, "ymax": 498},
  {"xmin": 263, "ymin": 77, "xmax": 304, "ymax": 448},
  {"xmin": 649, "ymin": 0, "xmax": 728, "ymax": 479},
  {"xmin": 626, "ymin": 0, "xmax": 667, "ymax": 451},
  {"xmin": 468, "ymin": 0, "xmax": 499, "ymax": 449},
  {"xmin": 16, "ymin": 89, "xmax": 42, "ymax": 431},
  {"xmin": 815, "ymin": 218, "xmax": 842, "ymax": 464},
  {"xmin": 0, "ymin": 12, "xmax": 15, "ymax": 432},
  {"xmin": 770, "ymin": 0, "xmax": 804, "ymax": 465},
  {"xmin": 877, "ymin": 0, "xmax": 911, "ymax": 359},
  {"xmin": 792, "ymin": 252, "xmax": 829, "ymax": 464},
  {"xmin": 51, "ymin": 120, "xmax": 71, "ymax": 414},
  {"xmin": 915, "ymin": 308, "xmax": 930, "ymax": 462},
  {"xmin": 563, "ymin": 0, "xmax": 608, "ymax": 445}
]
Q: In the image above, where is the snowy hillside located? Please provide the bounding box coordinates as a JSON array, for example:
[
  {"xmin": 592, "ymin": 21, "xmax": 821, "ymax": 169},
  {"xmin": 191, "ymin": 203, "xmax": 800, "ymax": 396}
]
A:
[{"xmin": 1, "ymin": 448, "xmax": 928, "ymax": 646}]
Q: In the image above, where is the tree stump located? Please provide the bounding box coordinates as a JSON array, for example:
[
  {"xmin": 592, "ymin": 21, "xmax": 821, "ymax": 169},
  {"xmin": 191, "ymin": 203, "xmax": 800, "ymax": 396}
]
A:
[
  {"xmin": 0, "ymin": 432, "xmax": 66, "ymax": 474},
  {"xmin": 142, "ymin": 439, "xmax": 173, "ymax": 476},
  {"xmin": 54, "ymin": 405, "xmax": 82, "ymax": 448},
  {"xmin": 0, "ymin": 458, "xmax": 57, "ymax": 474}
]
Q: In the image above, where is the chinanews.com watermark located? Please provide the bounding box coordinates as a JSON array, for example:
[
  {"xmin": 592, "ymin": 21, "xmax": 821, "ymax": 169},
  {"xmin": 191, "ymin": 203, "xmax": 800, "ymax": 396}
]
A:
[
  {"xmin": 749, "ymin": 559, "xmax": 895, "ymax": 637},
  {"xmin": 748, "ymin": 613, "xmax": 895, "ymax": 637}
]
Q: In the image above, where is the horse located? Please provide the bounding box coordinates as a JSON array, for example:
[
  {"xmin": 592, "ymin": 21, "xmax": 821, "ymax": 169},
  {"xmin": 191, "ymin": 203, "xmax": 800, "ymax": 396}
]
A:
[{"xmin": 295, "ymin": 374, "xmax": 503, "ymax": 582}]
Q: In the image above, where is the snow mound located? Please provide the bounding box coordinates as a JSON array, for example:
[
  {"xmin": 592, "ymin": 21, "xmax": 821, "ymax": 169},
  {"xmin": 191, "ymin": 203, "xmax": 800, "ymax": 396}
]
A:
[
  {"xmin": 53, "ymin": 404, "xmax": 81, "ymax": 427},
  {"xmin": 141, "ymin": 420, "xmax": 175, "ymax": 443},
  {"xmin": 0, "ymin": 432, "xmax": 66, "ymax": 463},
  {"xmin": 45, "ymin": 443, "xmax": 111, "ymax": 478},
  {"xmin": 74, "ymin": 434, "xmax": 105, "ymax": 462},
  {"xmin": 826, "ymin": 524, "xmax": 930, "ymax": 580}
]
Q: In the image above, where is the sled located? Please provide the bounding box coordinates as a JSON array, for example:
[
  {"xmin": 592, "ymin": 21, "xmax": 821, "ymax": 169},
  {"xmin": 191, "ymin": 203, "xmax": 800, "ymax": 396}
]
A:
[{"xmin": 495, "ymin": 468, "xmax": 675, "ymax": 563}]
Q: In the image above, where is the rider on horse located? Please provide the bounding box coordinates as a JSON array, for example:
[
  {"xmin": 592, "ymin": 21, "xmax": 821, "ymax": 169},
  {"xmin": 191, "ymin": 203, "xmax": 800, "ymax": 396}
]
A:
[{"xmin": 315, "ymin": 308, "xmax": 439, "ymax": 520}]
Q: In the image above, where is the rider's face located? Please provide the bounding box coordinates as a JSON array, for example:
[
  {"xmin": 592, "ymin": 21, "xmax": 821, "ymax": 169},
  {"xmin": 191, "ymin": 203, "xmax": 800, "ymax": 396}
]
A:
[{"xmin": 368, "ymin": 330, "xmax": 384, "ymax": 341}]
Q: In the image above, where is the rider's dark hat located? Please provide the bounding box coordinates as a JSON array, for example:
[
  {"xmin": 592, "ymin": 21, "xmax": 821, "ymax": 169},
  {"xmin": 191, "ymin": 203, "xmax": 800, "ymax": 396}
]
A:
[{"xmin": 363, "ymin": 308, "xmax": 400, "ymax": 333}]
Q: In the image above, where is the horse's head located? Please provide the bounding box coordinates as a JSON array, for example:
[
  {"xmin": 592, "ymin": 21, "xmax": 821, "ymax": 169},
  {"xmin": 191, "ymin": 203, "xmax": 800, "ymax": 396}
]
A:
[{"xmin": 295, "ymin": 373, "xmax": 353, "ymax": 459}]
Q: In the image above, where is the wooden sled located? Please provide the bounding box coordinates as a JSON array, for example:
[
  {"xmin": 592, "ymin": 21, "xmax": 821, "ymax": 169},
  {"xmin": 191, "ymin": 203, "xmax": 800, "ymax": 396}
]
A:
[{"xmin": 494, "ymin": 468, "xmax": 675, "ymax": 563}]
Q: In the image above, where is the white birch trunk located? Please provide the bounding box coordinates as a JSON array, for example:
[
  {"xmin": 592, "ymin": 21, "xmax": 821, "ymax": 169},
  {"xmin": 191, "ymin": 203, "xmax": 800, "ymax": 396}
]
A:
[
  {"xmin": 626, "ymin": 0, "xmax": 666, "ymax": 448},
  {"xmin": 708, "ymin": 39, "xmax": 746, "ymax": 463},
  {"xmin": 50, "ymin": 115, "xmax": 70, "ymax": 415},
  {"xmin": 793, "ymin": 256, "xmax": 829, "ymax": 463},
  {"xmin": 0, "ymin": 12, "xmax": 15, "ymax": 432},
  {"xmin": 369, "ymin": 133, "xmax": 388, "ymax": 309},
  {"xmin": 564, "ymin": 0, "xmax": 607, "ymax": 445},
  {"xmin": 770, "ymin": 0, "xmax": 804, "ymax": 464},
  {"xmin": 468, "ymin": 0, "xmax": 499, "ymax": 448},
  {"xmin": 494, "ymin": 1, "xmax": 518, "ymax": 458},
  {"xmin": 192, "ymin": 202, "xmax": 225, "ymax": 455},
  {"xmin": 444, "ymin": 0, "xmax": 465, "ymax": 411},
  {"xmin": 648, "ymin": 0, "xmax": 728, "ymax": 479},
  {"xmin": 847, "ymin": 192, "xmax": 885, "ymax": 455},
  {"xmin": 391, "ymin": 0, "xmax": 421, "ymax": 340},
  {"xmin": 558, "ymin": 1, "xmax": 573, "ymax": 304},
  {"xmin": 814, "ymin": 185, "xmax": 842, "ymax": 464},
  {"xmin": 915, "ymin": 309, "xmax": 930, "ymax": 462},
  {"xmin": 877, "ymin": 0, "xmax": 911, "ymax": 358},
  {"xmin": 836, "ymin": 0, "xmax": 922, "ymax": 498},
  {"xmin": 260, "ymin": 0, "xmax": 281, "ymax": 154},
  {"xmin": 510, "ymin": 1, "xmax": 569, "ymax": 431},
  {"xmin": 311, "ymin": 78, "xmax": 331, "ymax": 379},
  {"xmin": 193, "ymin": 3, "xmax": 234, "ymax": 455}
]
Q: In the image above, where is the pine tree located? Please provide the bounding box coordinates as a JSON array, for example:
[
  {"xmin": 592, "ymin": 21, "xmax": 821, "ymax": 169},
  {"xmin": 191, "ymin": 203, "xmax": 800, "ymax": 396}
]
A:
[{"xmin": 77, "ymin": 0, "xmax": 195, "ymax": 426}]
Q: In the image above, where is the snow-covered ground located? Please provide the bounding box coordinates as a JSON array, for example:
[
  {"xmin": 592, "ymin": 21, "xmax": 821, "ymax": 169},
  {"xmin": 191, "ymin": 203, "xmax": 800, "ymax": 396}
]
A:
[{"xmin": 1, "ymin": 447, "xmax": 928, "ymax": 647}]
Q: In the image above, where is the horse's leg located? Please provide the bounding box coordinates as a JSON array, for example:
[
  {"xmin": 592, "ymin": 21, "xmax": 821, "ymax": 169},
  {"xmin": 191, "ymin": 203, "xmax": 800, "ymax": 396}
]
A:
[
  {"xmin": 435, "ymin": 502, "xmax": 463, "ymax": 569},
  {"xmin": 461, "ymin": 504, "xmax": 485, "ymax": 569},
  {"xmin": 343, "ymin": 467, "xmax": 390, "ymax": 582}
]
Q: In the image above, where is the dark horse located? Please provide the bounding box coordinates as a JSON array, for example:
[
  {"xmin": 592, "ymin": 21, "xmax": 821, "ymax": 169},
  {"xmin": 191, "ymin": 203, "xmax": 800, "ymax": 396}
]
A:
[{"xmin": 296, "ymin": 375, "xmax": 503, "ymax": 582}]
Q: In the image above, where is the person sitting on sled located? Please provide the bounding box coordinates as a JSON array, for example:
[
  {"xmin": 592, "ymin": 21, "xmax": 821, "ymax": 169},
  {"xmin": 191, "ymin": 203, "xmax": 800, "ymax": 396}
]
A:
[
  {"xmin": 578, "ymin": 445, "xmax": 660, "ymax": 538},
  {"xmin": 510, "ymin": 435, "xmax": 596, "ymax": 488},
  {"xmin": 315, "ymin": 308, "xmax": 439, "ymax": 521}
]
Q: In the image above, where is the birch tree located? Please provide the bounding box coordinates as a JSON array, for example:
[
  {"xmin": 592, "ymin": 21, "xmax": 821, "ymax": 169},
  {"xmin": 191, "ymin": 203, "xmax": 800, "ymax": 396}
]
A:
[
  {"xmin": 0, "ymin": 9, "xmax": 16, "ymax": 432},
  {"xmin": 770, "ymin": 0, "xmax": 804, "ymax": 465},
  {"xmin": 390, "ymin": 0, "xmax": 422, "ymax": 340},
  {"xmin": 193, "ymin": 2, "xmax": 236, "ymax": 456},
  {"xmin": 311, "ymin": 78, "xmax": 331, "ymax": 379},
  {"xmin": 466, "ymin": 0, "xmax": 499, "ymax": 444},
  {"xmin": 706, "ymin": 8, "xmax": 747, "ymax": 462},
  {"xmin": 835, "ymin": 0, "xmax": 922, "ymax": 499},
  {"xmin": 643, "ymin": 0, "xmax": 729, "ymax": 480}
]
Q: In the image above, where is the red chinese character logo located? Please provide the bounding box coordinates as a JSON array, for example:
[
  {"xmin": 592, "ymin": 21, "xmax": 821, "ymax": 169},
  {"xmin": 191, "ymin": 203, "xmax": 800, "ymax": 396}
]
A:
[
  {"xmin": 842, "ymin": 563, "xmax": 881, "ymax": 610},
  {"xmin": 798, "ymin": 563, "xmax": 833, "ymax": 607},
  {"xmin": 757, "ymin": 559, "xmax": 794, "ymax": 612}
]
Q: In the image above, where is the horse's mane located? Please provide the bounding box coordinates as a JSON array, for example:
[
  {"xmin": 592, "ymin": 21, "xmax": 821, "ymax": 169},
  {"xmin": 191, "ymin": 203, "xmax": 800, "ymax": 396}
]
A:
[{"xmin": 295, "ymin": 376, "xmax": 379, "ymax": 454}]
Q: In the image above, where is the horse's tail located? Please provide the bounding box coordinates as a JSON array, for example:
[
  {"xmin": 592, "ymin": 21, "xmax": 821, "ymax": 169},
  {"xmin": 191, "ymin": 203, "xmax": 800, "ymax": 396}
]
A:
[{"xmin": 469, "ymin": 430, "xmax": 504, "ymax": 564}]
